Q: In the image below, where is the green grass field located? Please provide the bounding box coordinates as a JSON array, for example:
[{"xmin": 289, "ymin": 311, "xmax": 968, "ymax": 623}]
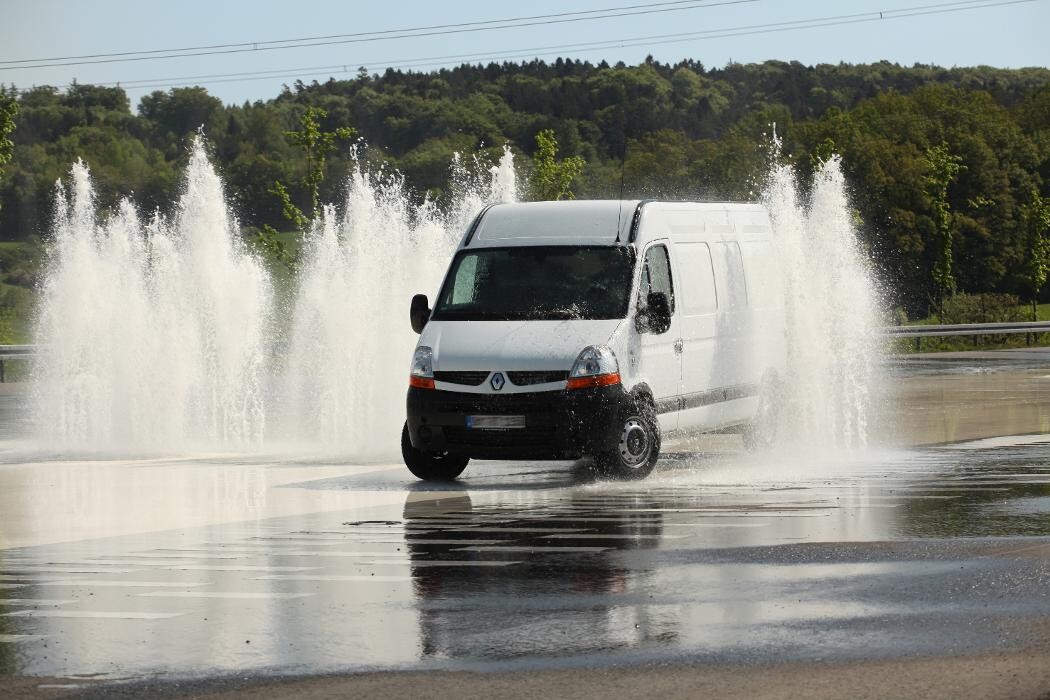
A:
[
  {"xmin": 0, "ymin": 282, "xmax": 33, "ymax": 345},
  {"xmin": 0, "ymin": 240, "xmax": 37, "ymax": 345}
]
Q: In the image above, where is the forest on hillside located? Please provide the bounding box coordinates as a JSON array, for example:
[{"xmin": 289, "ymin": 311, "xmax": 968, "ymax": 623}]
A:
[{"xmin": 0, "ymin": 58, "xmax": 1049, "ymax": 315}]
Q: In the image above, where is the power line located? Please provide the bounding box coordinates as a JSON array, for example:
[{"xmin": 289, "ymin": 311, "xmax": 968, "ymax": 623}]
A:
[
  {"xmin": 0, "ymin": 0, "xmax": 741, "ymax": 65},
  {"xmin": 0, "ymin": 0, "xmax": 758, "ymax": 70},
  {"xmin": 76, "ymin": 0, "xmax": 1042, "ymax": 90},
  {"xmin": 71, "ymin": 0, "xmax": 1040, "ymax": 92}
]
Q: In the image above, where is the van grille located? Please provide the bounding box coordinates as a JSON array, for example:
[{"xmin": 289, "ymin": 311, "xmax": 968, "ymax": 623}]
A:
[
  {"xmin": 434, "ymin": 371, "xmax": 489, "ymax": 386},
  {"xmin": 508, "ymin": 371, "xmax": 569, "ymax": 386},
  {"xmin": 420, "ymin": 391, "xmax": 563, "ymax": 415},
  {"xmin": 433, "ymin": 371, "xmax": 569, "ymax": 387}
]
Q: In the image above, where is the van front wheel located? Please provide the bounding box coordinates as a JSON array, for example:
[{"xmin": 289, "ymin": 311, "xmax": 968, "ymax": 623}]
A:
[
  {"xmin": 595, "ymin": 404, "xmax": 660, "ymax": 480},
  {"xmin": 402, "ymin": 423, "xmax": 469, "ymax": 481}
]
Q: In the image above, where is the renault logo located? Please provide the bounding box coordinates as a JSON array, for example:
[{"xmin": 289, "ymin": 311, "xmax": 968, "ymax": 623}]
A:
[{"xmin": 490, "ymin": 372, "xmax": 506, "ymax": 391}]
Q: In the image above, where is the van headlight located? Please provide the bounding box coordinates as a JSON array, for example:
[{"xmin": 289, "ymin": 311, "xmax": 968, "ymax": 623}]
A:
[
  {"xmin": 567, "ymin": 345, "xmax": 621, "ymax": 390},
  {"xmin": 409, "ymin": 346, "xmax": 435, "ymax": 390}
]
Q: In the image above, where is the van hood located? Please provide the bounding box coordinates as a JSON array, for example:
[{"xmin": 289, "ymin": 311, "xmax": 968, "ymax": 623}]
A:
[{"xmin": 422, "ymin": 319, "xmax": 623, "ymax": 372}]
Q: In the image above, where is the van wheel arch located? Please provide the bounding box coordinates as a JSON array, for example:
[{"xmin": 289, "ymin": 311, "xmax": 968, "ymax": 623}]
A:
[
  {"xmin": 627, "ymin": 383, "xmax": 656, "ymax": 410},
  {"xmin": 627, "ymin": 385, "xmax": 659, "ymax": 430}
]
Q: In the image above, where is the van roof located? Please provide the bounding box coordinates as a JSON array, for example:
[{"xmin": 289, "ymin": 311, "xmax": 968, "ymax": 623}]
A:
[
  {"xmin": 469, "ymin": 200, "xmax": 638, "ymax": 248},
  {"xmin": 466, "ymin": 200, "xmax": 767, "ymax": 248}
]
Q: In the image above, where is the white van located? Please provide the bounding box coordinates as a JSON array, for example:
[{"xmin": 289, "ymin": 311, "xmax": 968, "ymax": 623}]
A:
[{"xmin": 403, "ymin": 200, "xmax": 785, "ymax": 480}]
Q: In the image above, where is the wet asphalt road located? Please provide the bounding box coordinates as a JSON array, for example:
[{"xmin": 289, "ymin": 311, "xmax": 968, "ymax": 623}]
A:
[{"xmin": 1, "ymin": 351, "xmax": 1050, "ymax": 695}]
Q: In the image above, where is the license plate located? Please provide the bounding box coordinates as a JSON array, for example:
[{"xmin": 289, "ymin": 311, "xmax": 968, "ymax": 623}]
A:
[{"xmin": 467, "ymin": 415, "xmax": 526, "ymax": 430}]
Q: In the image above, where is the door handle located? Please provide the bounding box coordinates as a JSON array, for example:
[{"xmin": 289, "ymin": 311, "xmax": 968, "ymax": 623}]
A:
[{"xmin": 673, "ymin": 339, "xmax": 684, "ymax": 355}]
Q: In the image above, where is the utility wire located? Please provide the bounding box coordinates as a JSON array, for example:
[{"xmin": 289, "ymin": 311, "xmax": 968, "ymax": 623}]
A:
[
  {"xmin": 72, "ymin": 0, "xmax": 1039, "ymax": 92},
  {"xmin": 0, "ymin": 0, "xmax": 739, "ymax": 65},
  {"xmin": 0, "ymin": 0, "xmax": 758, "ymax": 70}
]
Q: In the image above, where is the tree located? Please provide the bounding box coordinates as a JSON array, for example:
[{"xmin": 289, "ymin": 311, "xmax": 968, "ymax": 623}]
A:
[
  {"xmin": 528, "ymin": 129, "xmax": 584, "ymax": 201},
  {"xmin": 923, "ymin": 144, "xmax": 963, "ymax": 320},
  {"xmin": 1021, "ymin": 190, "xmax": 1050, "ymax": 320},
  {"xmin": 257, "ymin": 106, "xmax": 355, "ymax": 269},
  {"xmin": 0, "ymin": 88, "xmax": 18, "ymax": 208},
  {"xmin": 2, "ymin": 60, "xmax": 1049, "ymax": 313},
  {"xmin": 139, "ymin": 87, "xmax": 223, "ymax": 139},
  {"xmin": 283, "ymin": 106, "xmax": 356, "ymax": 218}
]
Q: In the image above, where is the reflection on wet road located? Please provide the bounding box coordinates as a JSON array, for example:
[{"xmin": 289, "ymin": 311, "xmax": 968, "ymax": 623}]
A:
[
  {"xmin": 2, "ymin": 442, "xmax": 1050, "ymax": 681},
  {"xmin": 0, "ymin": 353, "xmax": 1049, "ymax": 686}
]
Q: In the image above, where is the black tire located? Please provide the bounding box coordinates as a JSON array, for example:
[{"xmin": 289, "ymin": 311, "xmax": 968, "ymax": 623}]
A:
[
  {"xmin": 742, "ymin": 371, "xmax": 781, "ymax": 452},
  {"xmin": 594, "ymin": 398, "xmax": 661, "ymax": 480},
  {"xmin": 401, "ymin": 422, "xmax": 469, "ymax": 481}
]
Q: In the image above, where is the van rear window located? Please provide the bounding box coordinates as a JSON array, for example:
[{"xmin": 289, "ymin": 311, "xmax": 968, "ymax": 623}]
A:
[{"xmin": 432, "ymin": 246, "xmax": 635, "ymax": 321}]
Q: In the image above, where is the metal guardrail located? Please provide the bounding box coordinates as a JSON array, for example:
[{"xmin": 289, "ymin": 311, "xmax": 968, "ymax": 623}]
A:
[
  {"xmin": 885, "ymin": 320, "xmax": 1050, "ymax": 351},
  {"xmin": 884, "ymin": 321, "xmax": 1050, "ymax": 337},
  {"xmin": 0, "ymin": 321, "xmax": 1047, "ymax": 381},
  {"xmin": 0, "ymin": 345, "xmax": 35, "ymax": 383},
  {"xmin": 0, "ymin": 344, "xmax": 36, "ymax": 357}
]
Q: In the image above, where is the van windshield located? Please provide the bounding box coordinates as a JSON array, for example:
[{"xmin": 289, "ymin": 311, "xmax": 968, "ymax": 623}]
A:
[{"xmin": 432, "ymin": 246, "xmax": 635, "ymax": 321}]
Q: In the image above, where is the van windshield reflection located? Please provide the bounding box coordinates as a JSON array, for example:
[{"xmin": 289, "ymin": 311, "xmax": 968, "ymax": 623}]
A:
[{"xmin": 432, "ymin": 246, "xmax": 635, "ymax": 321}]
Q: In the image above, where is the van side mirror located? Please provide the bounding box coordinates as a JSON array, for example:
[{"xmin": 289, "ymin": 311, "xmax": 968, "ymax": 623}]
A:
[
  {"xmin": 645, "ymin": 292, "xmax": 672, "ymax": 334},
  {"xmin": 410, "ymin": 294, "xmax": 431, "ymax": 334}
]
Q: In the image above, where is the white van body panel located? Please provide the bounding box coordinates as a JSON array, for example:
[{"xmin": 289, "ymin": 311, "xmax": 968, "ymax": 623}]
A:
[
  {"xmin": 668, "ymin": 239, "xmax": 721, "ymax": 429},
  {"xmin": 627, "ymin": 201, "xmax": 784, "ymax": 435}
]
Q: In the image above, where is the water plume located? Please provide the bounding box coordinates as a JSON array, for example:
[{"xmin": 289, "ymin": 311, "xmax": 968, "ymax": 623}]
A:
[
  {"xmin": 31, "ymin": 138, "xmax": 271, "ymax": 450},
  {"xmin": 281, "ymin": 147, "xmax": 517, "ymax": 458},
  {"xmin": 762, "ymin": 150, "xmax": 883, "ymax": 449}
]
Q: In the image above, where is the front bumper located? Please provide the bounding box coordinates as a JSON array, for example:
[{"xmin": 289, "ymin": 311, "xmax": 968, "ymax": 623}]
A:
[{"xmin": 406, "ymin": 384, "xmax": 631, "ymax": 460}]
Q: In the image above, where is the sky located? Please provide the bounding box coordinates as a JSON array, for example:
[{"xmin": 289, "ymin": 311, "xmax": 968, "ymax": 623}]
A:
[{"xmin": 2, "ymin": 0, "xmax": 1048, "ymax": 108}]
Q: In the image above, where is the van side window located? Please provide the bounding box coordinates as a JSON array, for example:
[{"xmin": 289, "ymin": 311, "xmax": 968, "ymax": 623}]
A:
[
  {"xmin": 676, "ymin": 242, "xmax": 717, "ymax": 315},
  {"xmin": 740, "ymin": 241, "xmax": 770, "ymax": 307},
  {"xmin": 641, "ymin": 245, "xmax": 675, "ymax": 312},
  {"xmin": 712, "ymin": 241, "xmax": 748, "ymax": 309}
]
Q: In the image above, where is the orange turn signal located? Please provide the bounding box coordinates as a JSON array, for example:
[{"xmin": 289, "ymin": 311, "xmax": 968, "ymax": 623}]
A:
[
  {"xmin": 566, "ymin": 372, "xmax": 621, "ymax": 391},
  {"xmin": 409, "ymin": 376, "xmax": 435, "ymax": 390}
]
